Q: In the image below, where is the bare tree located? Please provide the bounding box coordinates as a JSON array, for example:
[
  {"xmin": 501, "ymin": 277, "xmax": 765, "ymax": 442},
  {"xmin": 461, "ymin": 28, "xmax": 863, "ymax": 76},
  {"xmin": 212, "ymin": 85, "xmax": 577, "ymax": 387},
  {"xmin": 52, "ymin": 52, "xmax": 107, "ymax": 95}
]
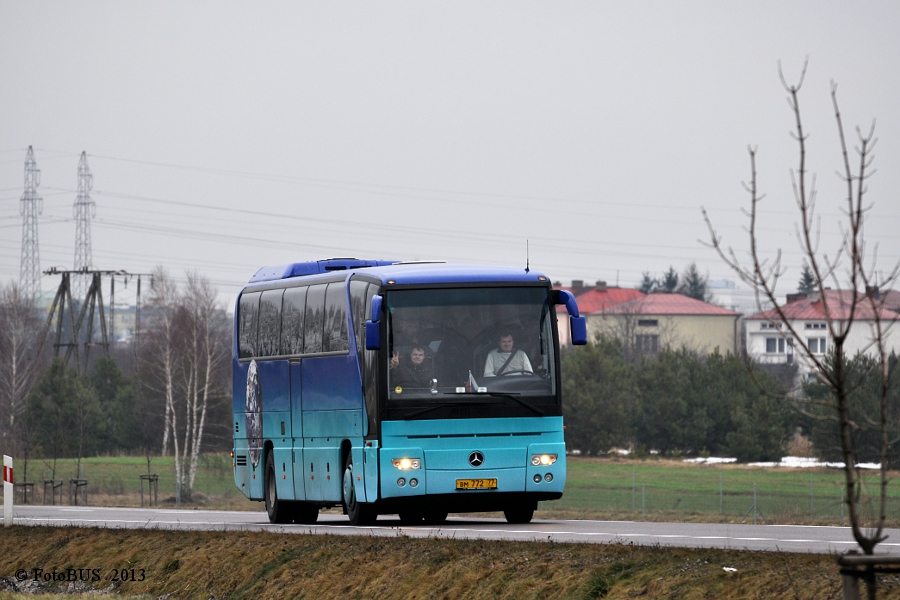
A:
[
  {"xmin": 181, "ymin": 272, "xmax": 228, "ymax": 493},
  {"xmin": 142, "ymin": 268, "xmax": 229, "ymax": 500},
  {"xmin": 594, "ymin": 296, "xmax": 680, "ymax": 364},
  {"xmin": 0, "ymin": 281, "xmax": 49, "ymax": 463},
  {"xmin": 703, "ymin": 61, "xmax": 898, "ymax": 561}
]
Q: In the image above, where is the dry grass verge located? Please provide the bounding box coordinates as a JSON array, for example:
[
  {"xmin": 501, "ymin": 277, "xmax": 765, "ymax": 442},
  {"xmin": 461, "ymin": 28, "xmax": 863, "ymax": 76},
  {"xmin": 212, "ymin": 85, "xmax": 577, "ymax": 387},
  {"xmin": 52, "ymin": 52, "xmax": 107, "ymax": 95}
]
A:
[{"xmin": 0, "ymin": 526, "xmax": 895, "ymax": 599}]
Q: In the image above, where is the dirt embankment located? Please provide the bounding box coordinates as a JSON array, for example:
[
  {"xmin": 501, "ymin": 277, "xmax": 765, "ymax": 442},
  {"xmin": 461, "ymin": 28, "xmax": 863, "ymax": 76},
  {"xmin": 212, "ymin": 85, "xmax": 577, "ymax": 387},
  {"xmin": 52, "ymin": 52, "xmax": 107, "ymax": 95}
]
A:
[{"xmin": 0, "ymin": 526, "xmax": 888, "ymax": 599}]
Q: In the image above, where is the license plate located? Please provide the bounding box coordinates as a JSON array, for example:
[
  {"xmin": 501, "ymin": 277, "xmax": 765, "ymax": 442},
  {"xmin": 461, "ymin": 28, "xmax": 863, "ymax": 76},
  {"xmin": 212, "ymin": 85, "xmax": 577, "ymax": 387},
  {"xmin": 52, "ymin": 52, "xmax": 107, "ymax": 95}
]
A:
[{"xmin": 456, "ymin": 478, "xmax": 498, "ymax": 490}]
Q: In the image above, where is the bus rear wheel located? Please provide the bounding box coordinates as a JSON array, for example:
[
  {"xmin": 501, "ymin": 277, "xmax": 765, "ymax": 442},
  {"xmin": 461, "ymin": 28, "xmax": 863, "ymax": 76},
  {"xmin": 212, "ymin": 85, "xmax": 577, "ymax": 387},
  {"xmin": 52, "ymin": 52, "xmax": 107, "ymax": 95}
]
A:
[
  {"xmin": 343, "ymin": 456, "xmax": 376, "ymax": 526},
  {"xmin": 265, "ymin": 452, "xmax": 291, "ymax": 524},
  {"xmin": 503, "ymin": 507, "xmax": 534, "ymax": 524}
]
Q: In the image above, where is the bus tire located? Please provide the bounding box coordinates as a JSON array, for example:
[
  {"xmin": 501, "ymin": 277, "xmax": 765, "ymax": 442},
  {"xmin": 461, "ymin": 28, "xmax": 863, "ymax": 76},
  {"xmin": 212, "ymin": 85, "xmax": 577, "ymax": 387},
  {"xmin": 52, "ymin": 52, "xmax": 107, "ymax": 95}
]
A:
[
  {"xmin": 265, "ymin": 452, "xmax": 291, "ymax": 524},
  {"xmin": 422, "ymin": 511, "xmax": 448, "ymax": 525},
  {"xmin": 343, "ymin": 456, "xmax": 376, "ymax": 526},
  {"xmin": 293, "ymin": 502, "xmax": 319, "ymax": 525},
  {"xmin": 398, "ymin": 511, "xmax": 424, "ymax": 524},
  {"xmin": 503, "ymin": 507, "xmax": 534, "ymax": 524}
]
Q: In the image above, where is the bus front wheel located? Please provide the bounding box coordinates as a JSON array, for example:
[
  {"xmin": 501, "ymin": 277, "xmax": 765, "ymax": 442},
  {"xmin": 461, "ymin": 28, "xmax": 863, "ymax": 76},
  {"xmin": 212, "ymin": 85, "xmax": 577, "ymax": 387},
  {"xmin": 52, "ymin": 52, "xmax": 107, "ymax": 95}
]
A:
[
  {"xmin": 503, "ymin": 506, "xmax": 534, "ymax": 524},
  {"xmin": 343, "ymin": 456, "xmax": 376, "ymax": 526},
  {"xmin": 265, "ymin": 452, "xmax": 291, "ymax": 524}
]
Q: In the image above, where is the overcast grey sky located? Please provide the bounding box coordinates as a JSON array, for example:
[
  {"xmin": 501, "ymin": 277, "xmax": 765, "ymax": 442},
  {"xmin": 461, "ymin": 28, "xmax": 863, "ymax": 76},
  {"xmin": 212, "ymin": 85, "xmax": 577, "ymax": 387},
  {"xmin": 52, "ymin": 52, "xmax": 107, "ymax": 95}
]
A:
[{"xmin": 2, "ymin": 2, "xmax": 898, "ymax": 309}]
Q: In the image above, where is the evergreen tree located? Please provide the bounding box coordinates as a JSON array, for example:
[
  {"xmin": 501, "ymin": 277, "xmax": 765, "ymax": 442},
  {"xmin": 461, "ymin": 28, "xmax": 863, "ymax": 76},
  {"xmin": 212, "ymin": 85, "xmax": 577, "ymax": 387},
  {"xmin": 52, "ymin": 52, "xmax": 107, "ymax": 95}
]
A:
[
  {"xmin": 561, "ymin": 336, "xmax": 635, "ymax": 454},
  {"xmin": 678, "ymin": 262, "xmax": 709, "ymax": 301},
  {"xmin": 638, "ymin": 272, "xmax": 657, "ymax": 294},
  {"xmin": 797, "ymin": 263, "xmax": 816, "ymax": 295},
  {"xmin": 660, "ymin": 267, "xmax": 679, "ymax": 293}
]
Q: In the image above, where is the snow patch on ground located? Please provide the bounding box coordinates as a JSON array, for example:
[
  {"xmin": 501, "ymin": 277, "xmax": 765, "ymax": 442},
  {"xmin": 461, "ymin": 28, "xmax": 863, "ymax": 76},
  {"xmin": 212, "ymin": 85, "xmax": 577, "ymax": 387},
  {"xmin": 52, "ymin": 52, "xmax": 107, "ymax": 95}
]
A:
[{"xmin": 685, "ymin": 455, "xmax": 881, "ymax": 469}]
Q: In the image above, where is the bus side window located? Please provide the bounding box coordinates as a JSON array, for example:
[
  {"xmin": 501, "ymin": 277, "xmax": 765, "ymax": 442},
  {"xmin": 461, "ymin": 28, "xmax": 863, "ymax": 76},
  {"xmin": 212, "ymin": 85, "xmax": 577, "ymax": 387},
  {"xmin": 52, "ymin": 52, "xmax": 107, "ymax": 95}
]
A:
[
  {"xmin": 238, "ymin": 292, "xmax": 261, "ymax": 359},
  {"xmin": 281, "ymin": 286, "xmax": 307, "ymax": 356},
  {"xmin": 258, "ymin": 289, "xmax": 284, "ymax": 357},
  {"xmin": 324, "ymin": 282, "xmax": 349, "ymax": 353},
  {"xmin": 349, "ymin": 280, "xmax": 369, "ymax": 361},
  {"xmin": 304, "ymin": 284, "xmax": 327, "ymax": 354}
]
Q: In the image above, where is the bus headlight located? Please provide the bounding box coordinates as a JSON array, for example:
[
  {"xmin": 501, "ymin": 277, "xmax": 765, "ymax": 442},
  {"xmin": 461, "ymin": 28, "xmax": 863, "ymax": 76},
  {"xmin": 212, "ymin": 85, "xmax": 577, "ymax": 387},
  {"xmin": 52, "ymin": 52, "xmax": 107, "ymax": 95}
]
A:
[
  {"xmin": 392, "ymin": 458, "xmax": 421, "ymax": 470},
  {"xmin": 531, "ymin": 454, "xmax": 557, "ymax": 466}
]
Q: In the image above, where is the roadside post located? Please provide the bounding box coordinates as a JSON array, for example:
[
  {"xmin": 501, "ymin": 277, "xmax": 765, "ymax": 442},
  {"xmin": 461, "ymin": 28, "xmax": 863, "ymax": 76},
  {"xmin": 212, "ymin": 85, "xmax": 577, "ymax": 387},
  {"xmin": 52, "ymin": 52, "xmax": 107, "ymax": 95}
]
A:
[{"xmin": 3, "ymin": 455, "xmax": 12, "ymax": 527}]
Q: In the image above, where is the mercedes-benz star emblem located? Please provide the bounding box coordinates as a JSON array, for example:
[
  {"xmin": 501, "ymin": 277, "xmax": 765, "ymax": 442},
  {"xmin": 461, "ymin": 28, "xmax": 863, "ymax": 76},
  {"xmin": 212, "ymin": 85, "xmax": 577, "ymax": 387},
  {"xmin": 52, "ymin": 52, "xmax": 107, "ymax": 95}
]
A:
[{"xmin": 468, "ymin": 451, "xmax": 485, "ymax": 467}]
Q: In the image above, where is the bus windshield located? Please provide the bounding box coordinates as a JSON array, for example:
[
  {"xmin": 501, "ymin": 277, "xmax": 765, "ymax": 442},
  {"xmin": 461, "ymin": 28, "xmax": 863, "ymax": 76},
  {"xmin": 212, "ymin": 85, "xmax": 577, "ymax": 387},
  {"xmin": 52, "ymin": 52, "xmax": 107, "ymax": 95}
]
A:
[{"xmin": 385, "ymin": 286, "xmax": 557, "ymax": 412}]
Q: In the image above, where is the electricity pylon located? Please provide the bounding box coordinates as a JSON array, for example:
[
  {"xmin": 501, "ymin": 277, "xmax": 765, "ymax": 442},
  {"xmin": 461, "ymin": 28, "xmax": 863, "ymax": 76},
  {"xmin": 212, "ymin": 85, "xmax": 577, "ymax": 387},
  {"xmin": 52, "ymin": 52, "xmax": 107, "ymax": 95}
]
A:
[
  {"xmin": 19, "ymin": 146, "xmax": 42, "ymax": 301},
  {"xmin": 73, "ymin": 151, "xmax": 95, "ymax": 299}
]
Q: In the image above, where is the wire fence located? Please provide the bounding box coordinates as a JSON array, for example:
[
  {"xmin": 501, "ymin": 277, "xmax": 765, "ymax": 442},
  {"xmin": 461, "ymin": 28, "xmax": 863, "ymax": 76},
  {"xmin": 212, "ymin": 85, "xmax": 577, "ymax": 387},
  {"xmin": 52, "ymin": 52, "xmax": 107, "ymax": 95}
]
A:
[{"xmin": 541, "ymin": 462, "xmax": 899, "ymax": 526}]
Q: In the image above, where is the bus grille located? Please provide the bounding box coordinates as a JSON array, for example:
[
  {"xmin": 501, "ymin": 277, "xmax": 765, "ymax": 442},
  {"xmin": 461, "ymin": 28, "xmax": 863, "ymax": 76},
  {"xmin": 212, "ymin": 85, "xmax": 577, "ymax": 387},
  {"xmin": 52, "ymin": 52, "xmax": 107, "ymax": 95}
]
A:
[{"xmin": 235, "ymin": 455, "xmax": 247, "ymax": 467}]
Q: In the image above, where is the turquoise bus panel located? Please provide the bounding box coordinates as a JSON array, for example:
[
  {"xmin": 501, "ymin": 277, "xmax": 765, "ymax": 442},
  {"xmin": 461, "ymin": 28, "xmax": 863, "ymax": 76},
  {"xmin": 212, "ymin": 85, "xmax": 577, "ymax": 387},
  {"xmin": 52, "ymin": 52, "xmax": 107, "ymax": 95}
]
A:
[
  {"xmin": 381, "ymin": 416, "xmax": 564, "ymax": 441},
  {"xmin": 302, "ymin": 443, "xmax": 342, "ymax": 502},
  {"xmin": 271, "ymin": 446, "xmax": 295, "ymax": 500},
  {"xmin": 301, "ymin": 409, "xmax": 363, "ymax": 438},
  {"xmin": 524, "ymin": 442, "xmax": 566, "ymax": 494},
  {"xmin": 364, "ymin": 444, "xmax": 379, "ymax": 502},
  {"xmin": 379, "ymin": 416, "xmax": 565, "ymax": 499},
  {"xmin": 351, "ymin": 446, "xmax": 367, "ymax": 503},
  {"xmin": 233, "ymin": 435, "xmax": 251, "ymax": 498},
  {"xmin": 263, "ymin": 411, "xmax": 292, "ymax": 441},
  {"xmin": 301, "ymin": 355, "xmax": 363, "ymax": 411},
  {"xmin": 292, "ymin": 446, "xmax": 307, "ymax": 500},
  {"xmin": 424, "ymin": 447, "xmax": 524, "ymax": 470}
]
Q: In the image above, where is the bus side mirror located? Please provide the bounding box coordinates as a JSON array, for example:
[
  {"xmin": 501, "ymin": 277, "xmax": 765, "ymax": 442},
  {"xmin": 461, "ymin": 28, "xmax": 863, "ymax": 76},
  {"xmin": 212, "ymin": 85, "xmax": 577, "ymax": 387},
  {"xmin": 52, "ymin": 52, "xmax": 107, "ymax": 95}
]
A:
[
  {"xmin": 570, "ymin": 316, "xmax": 587, "ymax": 345},
  {"xmin": 365, "ymin": 295, "xmax": 383, "ymax": 350},
  {"xmin": 556, "ymin": 290, "xmax": 587, "ymax": 345}
]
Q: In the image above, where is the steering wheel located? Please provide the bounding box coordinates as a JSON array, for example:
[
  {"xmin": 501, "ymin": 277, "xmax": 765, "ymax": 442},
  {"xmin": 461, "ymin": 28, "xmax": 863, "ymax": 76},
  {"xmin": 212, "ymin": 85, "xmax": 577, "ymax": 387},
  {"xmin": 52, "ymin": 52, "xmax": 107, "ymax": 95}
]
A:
[{"xmin": 498, "ymin": 370, "xmax": 534, "ymax": 377}]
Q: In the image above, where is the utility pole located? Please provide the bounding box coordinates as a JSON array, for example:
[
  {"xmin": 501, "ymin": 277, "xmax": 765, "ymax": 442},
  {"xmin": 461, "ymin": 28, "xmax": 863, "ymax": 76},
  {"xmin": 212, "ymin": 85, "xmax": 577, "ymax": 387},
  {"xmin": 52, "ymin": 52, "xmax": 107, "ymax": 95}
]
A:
[
  {"xmin": 73, "ymin": 151, "xmax": 95, "ymax": 299},
  {"xmin": 19, "ymin": 146, "xmax": 42, "ymax": 302}
]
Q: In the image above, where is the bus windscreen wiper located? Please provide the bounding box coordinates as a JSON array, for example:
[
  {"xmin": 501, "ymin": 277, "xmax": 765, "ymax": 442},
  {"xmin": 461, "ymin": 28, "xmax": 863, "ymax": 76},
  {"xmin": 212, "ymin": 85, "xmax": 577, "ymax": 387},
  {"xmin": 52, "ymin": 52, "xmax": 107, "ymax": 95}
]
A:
[
  {"xmin": 438, "ymin": 390, "xmax": 545, "ymax": 416},
  {"xmin": 480, "ymin": 392, "xmax": 545, "ymax": 416}
]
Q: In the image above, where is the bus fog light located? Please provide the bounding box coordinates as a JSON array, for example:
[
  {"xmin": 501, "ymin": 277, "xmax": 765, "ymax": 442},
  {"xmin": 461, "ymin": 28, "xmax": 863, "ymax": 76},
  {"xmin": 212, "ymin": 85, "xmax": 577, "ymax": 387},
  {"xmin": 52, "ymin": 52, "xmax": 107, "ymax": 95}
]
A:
[
  {"xmin": 409, "ymin": 478, "xmax": 418, "ymax": 487},
  {"xmin": 544, "ymin": 473, "xmax": 553, "ymax": 482},
  {"xmin": 397, "ymin": 478, "xmax": 406, "ymax": 487},
  {"xmin": 532, "ymin": 454, "xmax": 557, "ymax": 466},
  {"xmin": 533, "ymin": 474, "xmax": 542, "ymax": 483}
]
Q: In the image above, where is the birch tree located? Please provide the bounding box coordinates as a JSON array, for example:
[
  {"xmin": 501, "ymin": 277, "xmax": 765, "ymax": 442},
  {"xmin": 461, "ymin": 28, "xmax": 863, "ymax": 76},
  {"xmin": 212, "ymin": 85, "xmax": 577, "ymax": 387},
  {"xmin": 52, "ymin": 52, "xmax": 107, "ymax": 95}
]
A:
[
  {"xmin": 0, "ymin": 281, "xmax": 48, "ymax": 462},
  {"xmin": 181, "ymin": 272, "xmax": 228, "ymax": 493},
  {"xmin": 143, "ymin": 268, "xmax": 229, "ymax": 500}
]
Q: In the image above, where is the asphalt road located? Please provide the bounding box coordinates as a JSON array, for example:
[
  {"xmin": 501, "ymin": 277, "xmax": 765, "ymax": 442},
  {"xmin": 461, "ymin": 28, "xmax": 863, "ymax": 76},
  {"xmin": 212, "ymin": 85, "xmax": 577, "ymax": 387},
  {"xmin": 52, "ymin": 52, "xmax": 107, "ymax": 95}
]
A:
[{"xmin": 9, "ymin": 504, "xmax": 900, "ymax": 555}]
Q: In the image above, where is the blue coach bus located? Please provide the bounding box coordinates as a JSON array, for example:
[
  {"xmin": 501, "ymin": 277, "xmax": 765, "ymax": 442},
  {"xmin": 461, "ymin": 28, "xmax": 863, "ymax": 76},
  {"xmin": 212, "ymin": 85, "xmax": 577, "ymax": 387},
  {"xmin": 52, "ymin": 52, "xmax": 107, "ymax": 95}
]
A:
[{"xmin": 232, "ymin": 259, "xmax": 587, "ymax": 525}]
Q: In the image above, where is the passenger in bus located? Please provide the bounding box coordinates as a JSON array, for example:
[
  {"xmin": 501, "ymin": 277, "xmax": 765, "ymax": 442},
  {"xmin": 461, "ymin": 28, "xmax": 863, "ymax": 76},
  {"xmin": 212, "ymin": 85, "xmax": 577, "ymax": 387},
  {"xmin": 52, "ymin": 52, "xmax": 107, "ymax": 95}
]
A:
[
  {"xmin": 391, "ymin": 345, "xmax": 434, "ymax": 388},
  {"xmin": 483, "ymin": 332, "xmax": 533, "ymax": 376}
]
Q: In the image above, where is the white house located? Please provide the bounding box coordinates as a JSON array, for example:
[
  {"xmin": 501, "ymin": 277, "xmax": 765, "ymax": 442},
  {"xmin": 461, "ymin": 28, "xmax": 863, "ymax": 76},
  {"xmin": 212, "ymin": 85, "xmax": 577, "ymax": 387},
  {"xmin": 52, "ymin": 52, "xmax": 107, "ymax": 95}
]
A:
[{"xmin": 745, "ymin": 289, "xmax": 900, "ymax": 379}]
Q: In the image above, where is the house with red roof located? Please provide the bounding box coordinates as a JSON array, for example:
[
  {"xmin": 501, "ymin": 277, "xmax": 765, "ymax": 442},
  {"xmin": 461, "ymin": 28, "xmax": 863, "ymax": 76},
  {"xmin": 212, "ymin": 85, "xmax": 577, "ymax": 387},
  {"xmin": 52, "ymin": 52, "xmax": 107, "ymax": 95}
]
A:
[
  {"xmin": 590, "ymin": 292, "xmax": 743, "ymax": 356},
  {"xmin": 555, "ymin": 281, "xmax": 644, "ymax": 345},
  {"xmin": 745, "ymin": 289, "xmax": 900, "ymax": 377}
]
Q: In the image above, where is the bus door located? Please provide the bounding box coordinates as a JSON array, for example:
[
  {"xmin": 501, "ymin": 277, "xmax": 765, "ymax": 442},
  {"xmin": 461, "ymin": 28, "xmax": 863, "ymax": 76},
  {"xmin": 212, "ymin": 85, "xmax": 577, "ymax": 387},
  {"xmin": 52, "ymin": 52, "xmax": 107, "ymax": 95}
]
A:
[
  {"xmin": 290, "ymin": 360, "xmax": 307, "ymax": 500},
  {"xmin": 257, "ymin": 359, "xmax": 294, "ymax": 501}
]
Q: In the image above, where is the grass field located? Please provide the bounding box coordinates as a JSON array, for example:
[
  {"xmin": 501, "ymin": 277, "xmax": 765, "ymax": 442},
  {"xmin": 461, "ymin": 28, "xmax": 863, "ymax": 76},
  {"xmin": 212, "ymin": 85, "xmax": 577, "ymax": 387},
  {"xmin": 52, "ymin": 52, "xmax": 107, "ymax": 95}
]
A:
[
  {"xmin": 0, "ymin": 526, "xmax": 891, "ymax": 599},
  {"xmin": 541, "ymin": 457, "xmax": 896, "ymax": 526},
  {"xmin": 4, "ymin": 454, "xmax": 897, "ymax": 526}
]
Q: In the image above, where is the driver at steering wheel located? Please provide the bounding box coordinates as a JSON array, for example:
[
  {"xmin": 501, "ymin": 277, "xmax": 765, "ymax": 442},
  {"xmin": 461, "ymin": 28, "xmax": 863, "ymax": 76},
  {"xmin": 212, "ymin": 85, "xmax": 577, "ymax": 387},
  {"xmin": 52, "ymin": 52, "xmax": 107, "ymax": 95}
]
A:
[{"xmin": 483, "ymin": 332, "xmax": 533, "ymax": 377}]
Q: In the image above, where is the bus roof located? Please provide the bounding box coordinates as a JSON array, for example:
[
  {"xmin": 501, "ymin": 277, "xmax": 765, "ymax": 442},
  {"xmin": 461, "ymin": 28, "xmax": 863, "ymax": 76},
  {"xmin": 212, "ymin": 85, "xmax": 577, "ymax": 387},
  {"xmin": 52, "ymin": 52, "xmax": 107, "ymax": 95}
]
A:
[{"xmin": 246, "ymin": 259, "xmax": 550, "ymax": 287}]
